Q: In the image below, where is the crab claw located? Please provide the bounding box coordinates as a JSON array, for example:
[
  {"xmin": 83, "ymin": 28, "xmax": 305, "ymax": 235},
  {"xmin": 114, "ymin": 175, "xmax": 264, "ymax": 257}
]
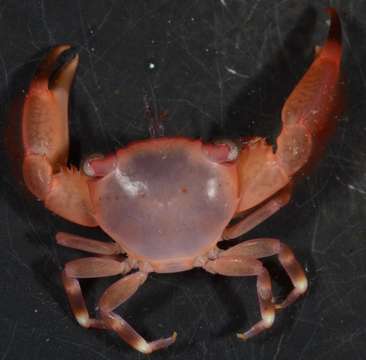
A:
[
  {"xmin": 22, "ymin": 45, "xmax": 97, "ymax": 226},
  {"xmin": 236, "ymin": 8, "xmax": 343, "ymax": 212},
  {"xmin": 276, "ymin": 8, "xmax": 342, "ymax": 176}
]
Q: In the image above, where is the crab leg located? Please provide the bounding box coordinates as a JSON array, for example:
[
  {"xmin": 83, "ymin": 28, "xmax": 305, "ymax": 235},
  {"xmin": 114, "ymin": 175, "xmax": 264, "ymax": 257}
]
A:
[
  {"xmin": 62, "ymin": 273, "xmax": 105, "ymax": 329},
  {"xmin": 56, "ymin": 232, "xmax": 122, "ymax": 255},
  {"xmin": 22, "ymin": 45, "xmax": 96, "ymax": 226},
  {"xmin": 204, "ymin": 256, "xmax": 275, "ymax": 340},
  {"xmin": 62, "ymin": 257, "xmax": 131, "ymax": 329},
  {"xmin": 236, "ymin": 9, "xmax": 342, "ymax": 213},
  {"xmin": 98, "ymin": 272, "xmax": 177, "ymax": 354},
  {"xmin": 203, "ymin": 238, "xmax": 307, "ymax": 339},
  {"xmin": 220, "ymin": 238, "xmax": 308, "ymax": 308},
  {"xmin": 223, "ymin": 185, "xmax": 291, "ymax": 240}
]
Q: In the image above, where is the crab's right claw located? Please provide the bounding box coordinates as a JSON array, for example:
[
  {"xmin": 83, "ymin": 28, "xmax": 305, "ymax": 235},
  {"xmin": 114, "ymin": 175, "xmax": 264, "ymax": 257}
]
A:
[
  {"xmin": 276, "ymin": 8, "xmax": 343, "ymax": 177},
  {"xmin": 22, "ymin": 46, "xmax": 97, "ymax": 226},
  {"xmin": 236, "ymin": 8, "xmax": 343, "ymax": 213}
]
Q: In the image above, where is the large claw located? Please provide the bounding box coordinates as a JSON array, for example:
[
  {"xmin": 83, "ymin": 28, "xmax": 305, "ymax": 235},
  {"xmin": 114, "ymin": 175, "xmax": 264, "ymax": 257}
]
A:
[
  {"xmin": 276, "ymin": 8, "xmax": 342, "ymax": 176},
  {"xmin": 237, "ymin": 8, "xmax": 342, "ymax": 212},
  {"xmin": 22, "ymin": 46, "xmax": 97, "ymax": 226}
]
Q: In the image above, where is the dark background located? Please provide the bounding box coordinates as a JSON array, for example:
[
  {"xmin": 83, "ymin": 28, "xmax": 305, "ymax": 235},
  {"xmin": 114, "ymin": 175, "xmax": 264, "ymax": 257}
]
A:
[{"xmin": 0, "ymin": 1, "xmax": 366, "ymax": 359}]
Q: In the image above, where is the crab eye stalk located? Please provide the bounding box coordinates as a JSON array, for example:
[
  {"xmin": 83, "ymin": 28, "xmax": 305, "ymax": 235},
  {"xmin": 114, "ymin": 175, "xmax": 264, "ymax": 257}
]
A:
[
  {"xmin": 202, "ymin": 140, "xmax": 240, "ymax": 164},
  {"xmin": 82, "ymin": 153, "xmax": 117, "ymax": 177}
]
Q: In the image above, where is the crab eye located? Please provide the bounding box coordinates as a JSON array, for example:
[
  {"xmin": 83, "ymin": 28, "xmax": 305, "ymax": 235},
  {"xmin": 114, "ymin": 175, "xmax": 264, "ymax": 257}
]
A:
[
  {"xmin": 82, "ymin": 153, "xmax": 117, "ymax": 177},
  {"xmin": 82, "ymin": 154, "xmax": 104, "ymax": 177},
  {"xmin": 202, "ymin": 139, "xmax": 240, "ymax": 163},
  {"xmin": 214, "ymin": 139, "xmax": 240, "ymax": 161}
]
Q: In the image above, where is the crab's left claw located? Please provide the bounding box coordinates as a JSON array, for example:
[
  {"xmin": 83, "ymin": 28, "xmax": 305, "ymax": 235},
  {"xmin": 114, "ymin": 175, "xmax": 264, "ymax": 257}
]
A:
[{"xmin": 22, "ymin": 45, "xmax": 97, "ymax": 226}]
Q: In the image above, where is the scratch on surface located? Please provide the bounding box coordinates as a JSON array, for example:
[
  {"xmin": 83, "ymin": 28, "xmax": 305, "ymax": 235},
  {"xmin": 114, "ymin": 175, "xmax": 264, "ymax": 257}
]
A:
[
  {"xmin": 347, "ymin": 183, "xmax": 366, "ymax": 195},
  {"xmin": 76, "ymin": 77, "xmax": 110, "ymax": 150},
  {"xmin": 187, "ymin": 289, "xmax": 214, "ymax": 345},
  {"xmin": 215, "ymin": 60, "xmax": 225, "ymax": 127},
  {"xmin": 274, "ymin": 4, "xmax": 294, "ymax": 75},
  {"xmin": 311, "ymin": 211, "xmax": 322, "ymax": 254},
  {"xmin": 179, "ymin": 36, "xmax": 216, "ymax": 80},
  {"xmin": 316, "ymin": 288, "xmax": 338, "ymax": 310},
  {"xmin": 320, "ymin": 278, "xmax": 348, "ymax": 317},
  {"xmin": 331, "ymin": 154, "xmax": 363, "ymax": 169},
  {"xmin": 6, "ymin": 206, "xmax": 31, "ymax": 271},
  {"xmin": 164, "ymin": 97, "xmax": 213, "ymax": 119},
  {"xmin": 342, "ymin": 27, "xmax": 366, "ymax": 89},
  {"xmin": 255, "ymin": 23, "xmax": 271, "ymax": 69},
  {"xmin": 39, "ymin": 0, "xmax": 54, "ymax": 43},
  {"xmin": 243, "ymin": 0, "xmax": 262, "ymax": 26},
  {"xmin": 3, "ymin": 177, "xmax": 59, "ymax": 266},
  {"xmin": 335, "ymin": 174, "xmax": 366, "ymax": 197},
  {"xmin": 273, "ymin": 333, "xmax": 285, "ymax": 360},
  {"xmin": 313, "ymin": 328, "xmax": 366, "ymax": 360},
  {"xmin": 94, "ymin": 4, "xmax": 166, "ymax": 66},
  {"xmin": 27, "ymin": 22, "xmax": 41, "ymax": 50},
  {"xmin": 0, "ymin": 2, "xmax": 7, "ymax": 18},
  {"xmin": 327, "ymin": 273, "xmax": 366, "ymax": 285},
  {"xmin": 0, "ymin": 51, "xmax": 9, "ymax": 101},
  {"xmin": 1, "ymin": 321, "xmax": 17, "ymax": 360},
  {"xmin": 284, "ymin": 291, "xmax": 308, "ymax": 345},
  {"xmin": 323, "ymin": 221, "xmax": 360, "ymax": 254},
  {"xmin": 294, "ymin": 174, "xmax": 332, "ymax": 209},
  {"xmin": 78, "ymin": 0, "xmax": 100, "ymax": 88},
  {"xmin": 96, "ymin": 1, "xmax": 115, "ymax": 32},
  {"xmin": 225, "ymin": 66, "xmax": 249, "ymax": 78},
  {"xmin": 54, "ymin": 337, "xmax": 112, "ymax": 360},
  {"xmin": 298, "ymin": 326, "xmax": 319, "ymax": 360}
]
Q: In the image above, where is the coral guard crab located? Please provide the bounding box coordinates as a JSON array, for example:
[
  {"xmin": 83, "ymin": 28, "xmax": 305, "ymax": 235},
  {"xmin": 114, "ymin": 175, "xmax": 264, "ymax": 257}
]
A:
[{"xmin": 21, "ymin": 9, "xmax": 342, "ymax": 354}]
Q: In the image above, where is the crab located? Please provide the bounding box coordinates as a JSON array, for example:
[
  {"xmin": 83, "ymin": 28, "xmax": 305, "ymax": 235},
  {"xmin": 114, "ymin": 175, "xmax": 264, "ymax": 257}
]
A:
[{"xmin": 21, "ymin": 9, "xmax": 342, "ymax": 354}]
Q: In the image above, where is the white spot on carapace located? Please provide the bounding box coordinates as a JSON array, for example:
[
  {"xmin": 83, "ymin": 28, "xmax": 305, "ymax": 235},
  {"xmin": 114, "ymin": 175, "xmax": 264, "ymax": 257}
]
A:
[
  {"xmin": 207, "ymin": 178, "xmax": 218, "ymax": 200},
  {"xmin": 227, "ymin": 141, "xmax": 239, "ymax": 161},
  {"xmin": 116, "ymin": 170, "xmax": 148, "ymax": 197}
]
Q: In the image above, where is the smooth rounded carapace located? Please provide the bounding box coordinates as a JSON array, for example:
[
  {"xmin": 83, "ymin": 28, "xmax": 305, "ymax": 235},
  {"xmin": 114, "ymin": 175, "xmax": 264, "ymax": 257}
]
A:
[{"xmin": 89, "ymin": 138, "xmax": 239, "ymax": 269}]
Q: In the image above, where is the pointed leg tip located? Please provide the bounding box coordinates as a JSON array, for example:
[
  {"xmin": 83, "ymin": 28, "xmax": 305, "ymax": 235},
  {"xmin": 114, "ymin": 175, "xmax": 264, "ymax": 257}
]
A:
[
  {"xmin": 142, "ymin": 332, "xmax": 177, "ymax": 353},
  {"xmin": 236, "ymin": 332, "xmax": 248, "ymax": 341},
  {"xmin": 70, "ymin": 52, "xmax": 80, "ymax": 65}
]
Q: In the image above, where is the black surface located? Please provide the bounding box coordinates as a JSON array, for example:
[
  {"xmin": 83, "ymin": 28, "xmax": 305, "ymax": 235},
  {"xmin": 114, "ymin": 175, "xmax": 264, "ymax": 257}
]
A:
[{"xmin": 1, "ymin": 1, "xmax": 366, "ymax": 359}]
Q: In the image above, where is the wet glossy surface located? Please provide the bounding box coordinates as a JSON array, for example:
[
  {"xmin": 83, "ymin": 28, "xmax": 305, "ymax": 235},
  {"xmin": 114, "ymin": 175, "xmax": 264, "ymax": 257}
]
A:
[
  {"xmin": 90, "ymin": 139, "xmax": 239, "ymax": 263},
  {"xmin": 2, "ymin": 2, "xmax": 366, "ymax": 359}
]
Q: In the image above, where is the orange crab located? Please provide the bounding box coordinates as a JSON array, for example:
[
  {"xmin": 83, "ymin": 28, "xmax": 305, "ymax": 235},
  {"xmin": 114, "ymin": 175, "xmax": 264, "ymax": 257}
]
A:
[{"xmin": 21, "ymin": 9, "xmax": 342, "ymax": 354}]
